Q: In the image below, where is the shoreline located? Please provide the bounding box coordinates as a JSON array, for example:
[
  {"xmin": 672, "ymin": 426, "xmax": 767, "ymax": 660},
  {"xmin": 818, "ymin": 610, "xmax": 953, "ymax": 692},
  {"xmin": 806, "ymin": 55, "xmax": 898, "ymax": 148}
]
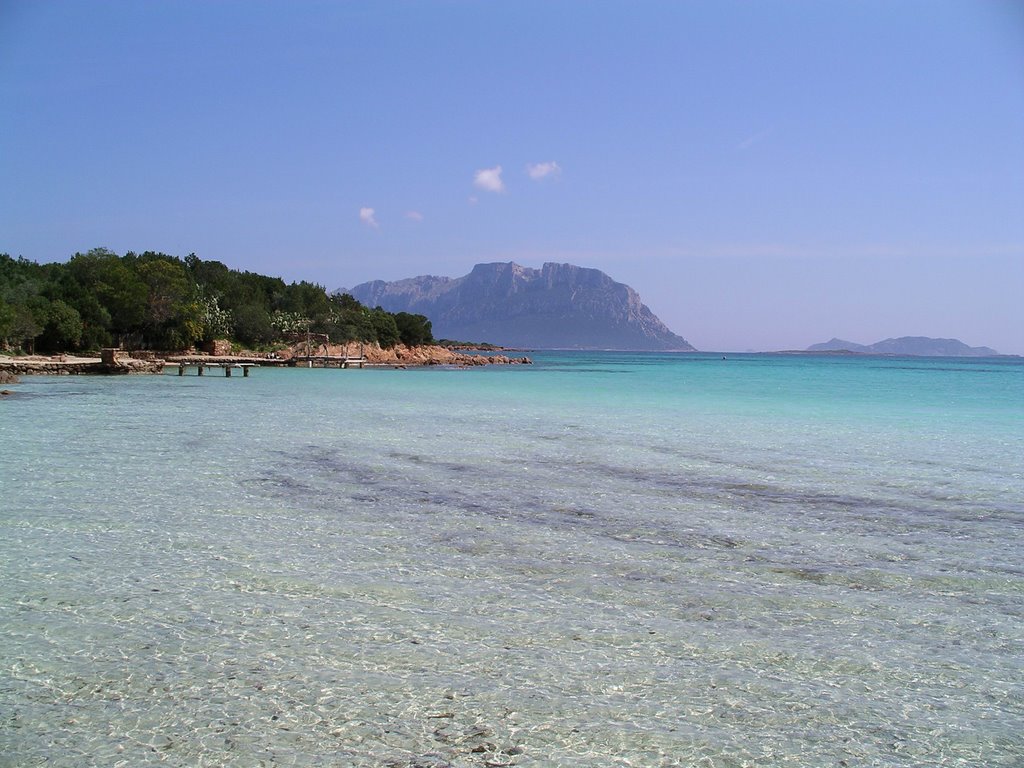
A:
[
  {"xmin": 0, "ymin": 343, "xmax": 532, "ymax": 380},
  {"xmin": 0, "ymin": 352, "xmax": 165, "ymax": 377}
]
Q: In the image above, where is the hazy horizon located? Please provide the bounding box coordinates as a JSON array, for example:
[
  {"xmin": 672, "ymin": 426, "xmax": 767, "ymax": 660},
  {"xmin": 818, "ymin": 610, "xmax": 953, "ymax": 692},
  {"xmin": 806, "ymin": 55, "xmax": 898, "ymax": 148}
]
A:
[{"xmin": 2, "ymin": 1, "xmax": 1022, "ymax": 354}]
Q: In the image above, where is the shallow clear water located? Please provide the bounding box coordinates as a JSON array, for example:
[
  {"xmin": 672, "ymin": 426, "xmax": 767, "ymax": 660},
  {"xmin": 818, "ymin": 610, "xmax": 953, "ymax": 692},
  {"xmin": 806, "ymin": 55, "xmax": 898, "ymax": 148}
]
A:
[{"xmin": 2, "ymin": 353, "xmax": 1022, "ymax": 766}]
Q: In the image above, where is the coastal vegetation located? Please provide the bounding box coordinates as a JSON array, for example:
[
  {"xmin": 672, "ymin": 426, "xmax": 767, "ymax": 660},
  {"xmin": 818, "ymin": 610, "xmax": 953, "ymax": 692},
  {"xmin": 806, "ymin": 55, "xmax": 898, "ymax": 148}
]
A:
[
  {"xmin": 436, "ymin": 339, "xmax": 509, "ymax": 350},
  {"xmin": 0, "ymin": 250, "xmax": 433, "ymax": 354}
]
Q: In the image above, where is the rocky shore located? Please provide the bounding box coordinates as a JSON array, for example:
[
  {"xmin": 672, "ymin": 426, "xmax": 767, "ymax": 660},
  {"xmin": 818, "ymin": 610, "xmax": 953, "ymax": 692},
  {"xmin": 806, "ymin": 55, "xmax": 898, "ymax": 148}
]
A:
[
  {"xmin": 0, "ymin": 350, "xmax": 166, "ymax": 377},
  {"xmin": 0, "ymin": 343, "xmax": 531, "ymax": 385},
  {"xmin": 0, "ymin": 367, "xmax": 18, "ymax": 395},
  {"xmin": 182, "ymin": 341, "xmax": 532, "ymax": 367},
  {"xmin": 317, "ymin": 342, "xmax": 532, "ymax": 367}
]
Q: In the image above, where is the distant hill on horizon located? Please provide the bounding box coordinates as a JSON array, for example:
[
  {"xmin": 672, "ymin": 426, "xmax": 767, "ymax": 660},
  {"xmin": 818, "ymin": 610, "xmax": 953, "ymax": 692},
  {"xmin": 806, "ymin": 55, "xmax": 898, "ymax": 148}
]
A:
[
  {"xmin": 343, "ymin": 262, "xmax": 695, "ymax": 351},
  {"xmin": 807, "ymin": 336, "xmax": 999, "ymax": 356}
]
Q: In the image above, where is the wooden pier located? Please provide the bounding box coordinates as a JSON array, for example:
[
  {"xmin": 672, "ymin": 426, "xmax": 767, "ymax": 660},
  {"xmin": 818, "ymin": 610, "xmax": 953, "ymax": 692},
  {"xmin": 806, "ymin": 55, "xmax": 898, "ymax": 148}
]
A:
[
  {"xmin": 166, "ymin": 344, "xmax": 369, "ymax": 376},
  {"xmin": 175, "ymin": 362, "xmax": 258, "ymax": 377},
  {"xmin": 168, "ymin": 354, "xmax": 368, "ymax": 376},
  {"xmin": 294, "ymin": 355, "xmax": 367, "ymax": 369}
]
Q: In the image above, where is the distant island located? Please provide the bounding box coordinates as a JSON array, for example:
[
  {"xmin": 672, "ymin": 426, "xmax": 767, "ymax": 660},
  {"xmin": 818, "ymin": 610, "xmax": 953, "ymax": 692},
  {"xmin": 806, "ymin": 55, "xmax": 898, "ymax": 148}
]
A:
[
  {"xmin": 806, "ymin": 337, "xmax": 999, "ymax": 357},
  {"xmin": 345, "ymin": 261, "xmax": 695, "ymax": 351}
]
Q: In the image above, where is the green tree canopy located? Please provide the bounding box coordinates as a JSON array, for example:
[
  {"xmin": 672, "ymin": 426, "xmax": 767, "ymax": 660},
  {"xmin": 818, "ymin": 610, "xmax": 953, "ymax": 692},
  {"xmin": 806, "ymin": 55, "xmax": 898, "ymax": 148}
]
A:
[
  {"xmin": 0, "ymin": 250, "xmax": 439, "ymax": 354},
  {"xmin": 394, "ymin": 312, "xmax": 434, "ymax": 347}
]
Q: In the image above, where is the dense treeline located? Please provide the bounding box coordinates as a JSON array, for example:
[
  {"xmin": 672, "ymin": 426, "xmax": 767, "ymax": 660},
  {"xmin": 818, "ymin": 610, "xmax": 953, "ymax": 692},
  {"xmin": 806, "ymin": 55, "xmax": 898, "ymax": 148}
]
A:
[{"xmin": 0, "ymin": 249, "xmax": 433, "ymax": 354}]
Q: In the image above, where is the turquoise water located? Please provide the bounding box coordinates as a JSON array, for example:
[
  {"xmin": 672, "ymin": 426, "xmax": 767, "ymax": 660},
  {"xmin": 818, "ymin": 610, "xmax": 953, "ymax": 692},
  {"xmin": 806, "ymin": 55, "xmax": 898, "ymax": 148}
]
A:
[{"xmin": 2, "ymin": 352, "xmax": 1022, "ymax": 766}]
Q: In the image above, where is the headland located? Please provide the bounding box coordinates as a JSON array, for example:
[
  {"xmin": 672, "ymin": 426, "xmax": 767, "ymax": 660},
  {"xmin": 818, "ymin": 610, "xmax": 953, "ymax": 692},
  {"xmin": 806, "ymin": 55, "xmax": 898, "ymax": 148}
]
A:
[{"xmin": 0, "ymin": 342, "xmax": 531, "ymax": 387}]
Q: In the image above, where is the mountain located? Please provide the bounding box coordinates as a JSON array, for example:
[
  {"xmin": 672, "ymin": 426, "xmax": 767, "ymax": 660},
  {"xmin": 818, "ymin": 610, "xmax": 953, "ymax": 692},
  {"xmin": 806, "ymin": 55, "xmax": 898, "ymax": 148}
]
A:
[
  {"xmin": 344, "ymin": 262, "xmax": 695, "ymax": 350},
  {"xmin": 807, "ymin": 336, "xmax": 998, "ymax": 356}
]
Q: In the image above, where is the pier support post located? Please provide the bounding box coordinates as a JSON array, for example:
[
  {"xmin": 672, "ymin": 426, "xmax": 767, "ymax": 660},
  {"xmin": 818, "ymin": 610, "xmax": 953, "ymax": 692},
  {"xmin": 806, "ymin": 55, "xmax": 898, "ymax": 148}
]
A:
[
  {"xmin": 225, "ymin": 366, "xmax": 232, "ymax": 377},
  {"xmin": 178, "ymin": 364, "xmax": 185, "ymax": 376},
  {"xmin": 198, "ymin": 364, "xmax": 205, "ymax": 376},
  {"xmin": 243, "ymin": 366, "xmax": 250, "ymax": 377}
]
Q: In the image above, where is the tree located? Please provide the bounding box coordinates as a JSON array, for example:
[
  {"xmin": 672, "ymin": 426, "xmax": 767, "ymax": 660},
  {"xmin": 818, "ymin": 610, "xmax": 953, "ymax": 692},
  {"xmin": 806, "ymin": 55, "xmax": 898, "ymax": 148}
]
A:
[
  {"xmin": 136, "ymin": 257, "xmax": 201, "ymax": 348},
  {"xmin": 2, "ymin": 283, "xmax": 48, "ymax": 353},
  {"xmin": 369, "ymin": 307, "xmax": 400, "ymax": 348},
  {"xmin": 138, "ymin": 259, "xmax": 191, "ymax": 327},
  {"xmin": 278, "ymin": 280, "xmax": 332, "ymax": 318},
  {"xmin": 0, "ymin": 297, "xmax": 16, "ymax": 349},
  {"xmin": 233, "ymin": 304, "xmax": 275, "ymax": 346},
  {"xmin": 394, "ymin": 312, "xmax": 433, "ymax": 346},
  {"xmin": 67, "ymin": 249, "xmax": 146, "ymax": 344},
  {"xmin": 169, "ymin": 298, "xmax": 205, "ymax": 350},
  {"xmin": 44, "ymin": 267, "xmax": 112, "ymax": 349},
  {"xmin": 38, "ymin": 299, "xmax": 83, "ymax": 352},
  {"xmin": 9, "ymin": 301, "xmax": 46, "ymax": 353}
]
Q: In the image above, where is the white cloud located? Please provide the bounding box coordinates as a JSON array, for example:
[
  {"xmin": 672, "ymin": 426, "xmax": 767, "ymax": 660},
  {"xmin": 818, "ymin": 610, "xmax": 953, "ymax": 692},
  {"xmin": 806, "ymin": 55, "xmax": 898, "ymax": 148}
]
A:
[
  {"xmin": 737, "ymin": 129, "xmax": 772, "ymax": 151},
  {"xmin": 527, "ymin": 161, "xmax": 561, "ymax": 180},
  {"xmin": 468, "ymin": 195, "xmax": 479, "ymax": 206},
  {"xmin": 405, "ymin": 210, "xmax": 424, "ymax": 222},
  {"xmin": 359, "ymin": 207, "xmax": 378, "ymax": 228},
  {"xmin": 473, "ymin": 165, "xmax": 505, "ymax": 193}
]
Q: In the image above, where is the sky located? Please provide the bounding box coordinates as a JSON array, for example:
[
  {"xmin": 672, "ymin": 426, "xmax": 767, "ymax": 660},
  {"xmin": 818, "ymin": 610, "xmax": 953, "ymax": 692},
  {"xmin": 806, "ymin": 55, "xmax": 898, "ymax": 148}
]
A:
[{"xmin": 2, "ymin": 1, "xmax": 1023, "ymax": 353}]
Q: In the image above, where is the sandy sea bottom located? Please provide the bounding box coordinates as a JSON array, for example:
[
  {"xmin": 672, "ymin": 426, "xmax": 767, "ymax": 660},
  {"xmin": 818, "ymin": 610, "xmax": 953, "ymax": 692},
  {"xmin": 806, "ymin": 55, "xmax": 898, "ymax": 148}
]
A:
[{"xmin": 2, "ymin": 353, "xmax": 1022, "ymax": 766}]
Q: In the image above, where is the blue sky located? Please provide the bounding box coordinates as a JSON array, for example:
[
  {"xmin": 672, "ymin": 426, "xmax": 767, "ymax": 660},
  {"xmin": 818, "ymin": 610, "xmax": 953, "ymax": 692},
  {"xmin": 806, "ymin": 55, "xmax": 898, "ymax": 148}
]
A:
[{"xmin": 2, "ymin": 1, "xmax": 1022, "ymax": 353}]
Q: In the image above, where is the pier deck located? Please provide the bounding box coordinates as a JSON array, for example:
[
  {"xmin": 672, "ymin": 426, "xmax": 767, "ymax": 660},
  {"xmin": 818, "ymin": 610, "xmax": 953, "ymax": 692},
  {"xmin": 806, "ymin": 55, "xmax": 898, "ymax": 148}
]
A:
[
  {"xmin": 294, "ymin": 355, "xmax": 367, "ymax": 368},
  {"xmin": 172, "ymin": 362, "xmax": 258, "ymax": 377}
]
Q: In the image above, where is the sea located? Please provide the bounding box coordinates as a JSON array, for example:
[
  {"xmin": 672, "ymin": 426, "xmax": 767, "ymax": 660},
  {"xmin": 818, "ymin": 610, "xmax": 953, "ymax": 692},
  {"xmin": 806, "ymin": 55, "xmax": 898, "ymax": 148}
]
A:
[{"xmin": 1, "ymin": 351, "xmax": 1022, "ymax": 767}]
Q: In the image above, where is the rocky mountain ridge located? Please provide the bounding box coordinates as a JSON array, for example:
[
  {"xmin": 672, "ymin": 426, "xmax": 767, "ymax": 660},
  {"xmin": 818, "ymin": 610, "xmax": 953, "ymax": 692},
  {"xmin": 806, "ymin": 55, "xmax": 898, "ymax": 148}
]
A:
[{"xmin": 344, "ymin": 262, "xmax": 694, "ymax": 350}]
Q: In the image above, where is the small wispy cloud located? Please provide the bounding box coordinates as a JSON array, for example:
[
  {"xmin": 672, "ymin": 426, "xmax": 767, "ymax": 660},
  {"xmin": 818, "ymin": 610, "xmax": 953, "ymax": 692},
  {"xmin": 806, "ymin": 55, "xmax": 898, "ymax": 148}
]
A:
[
  {"xmin": 737, "ymin": 129, "xmax": 772, "ymax": 152},
  {"xmin": 527, "ymin": 161, "xmax": 561, "ymax": 180},
  {"xmin": 467, "ymin": 195, "xmax": 479, "ymax": 206},
  {"xmin": 405, "ymin": 210, "xmax": 424, "ymax": 222},
  {"xmin": 359, "ymin": 207, "xmax": 379, "ymax": 228},
  {"xmin": 473, "ymin": 165, "xmax": 505, "ymax": 193}
]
